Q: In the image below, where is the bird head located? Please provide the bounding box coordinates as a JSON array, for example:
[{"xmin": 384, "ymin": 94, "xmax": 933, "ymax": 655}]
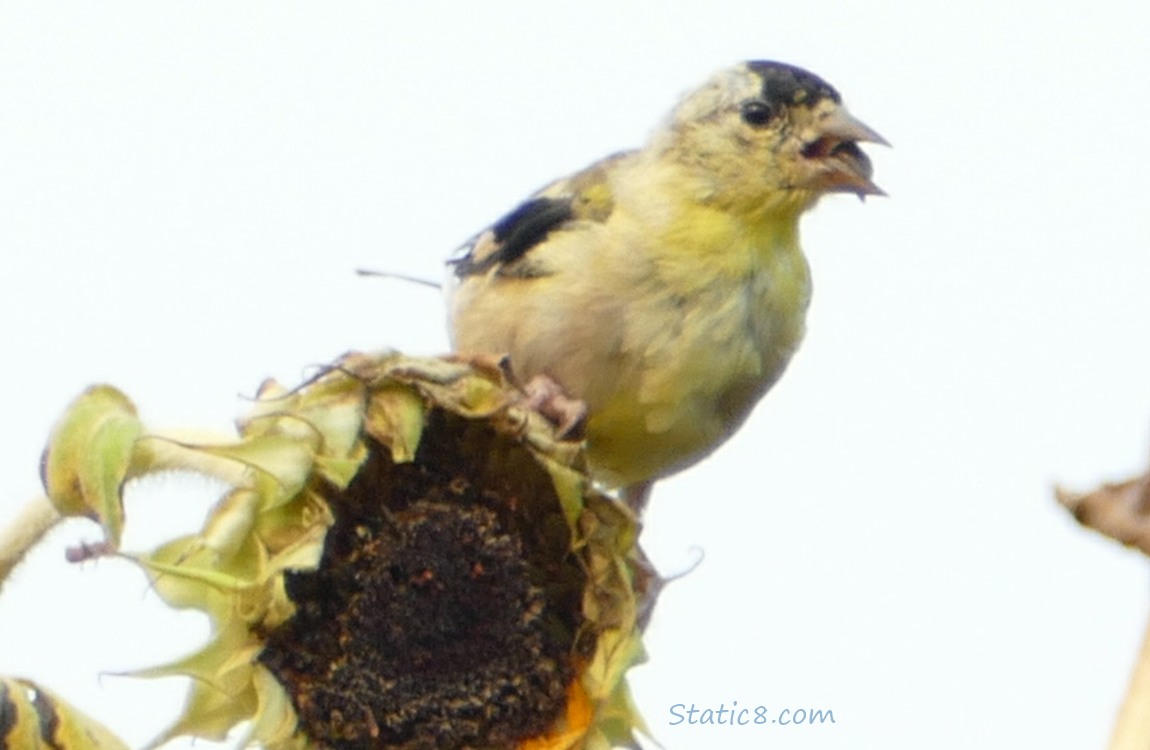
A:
[{"xmin": 652, "ymin": 61, "xmax": 887, "ymax": 217}]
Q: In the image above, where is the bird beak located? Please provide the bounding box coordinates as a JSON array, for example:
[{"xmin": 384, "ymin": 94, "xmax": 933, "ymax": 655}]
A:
[{"xmin": 799, "ymin": 107, "xmax": 888, "ymax": 199}]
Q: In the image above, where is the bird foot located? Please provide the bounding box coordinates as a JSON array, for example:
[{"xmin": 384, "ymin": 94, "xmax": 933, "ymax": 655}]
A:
[
  {"xmin": 449, "ymin": 354, "xmax": 588, "ymax": 440},
  {"xmin": 519, "ymin": 374, "xmax": 588, "ymax": 440}
]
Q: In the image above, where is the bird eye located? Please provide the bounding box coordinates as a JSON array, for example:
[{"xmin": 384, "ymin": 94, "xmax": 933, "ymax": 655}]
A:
[{"xmin": 740, "ymin": 100, "xmax": 774, "ymax": 126}]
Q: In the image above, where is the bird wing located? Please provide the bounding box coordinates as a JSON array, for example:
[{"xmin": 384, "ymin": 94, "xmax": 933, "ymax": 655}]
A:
[{"xmin": 449, "ymin": 152, "xmax": 629, "ymax": 280}]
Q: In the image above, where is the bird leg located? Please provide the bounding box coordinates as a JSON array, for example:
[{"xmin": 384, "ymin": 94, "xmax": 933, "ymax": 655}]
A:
[{"xmin": 622, "ymin": 481, "xmax": 654, "ymax": 515}]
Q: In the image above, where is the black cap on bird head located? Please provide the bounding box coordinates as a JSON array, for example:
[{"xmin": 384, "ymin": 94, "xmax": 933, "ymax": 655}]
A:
[{"xmin": 746, "ymin": 61, "xmax": 842, "ymax": 109}]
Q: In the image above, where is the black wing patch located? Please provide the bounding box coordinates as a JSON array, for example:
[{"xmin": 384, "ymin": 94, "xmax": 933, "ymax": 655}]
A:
[
  {"xmin": 451, "ymin": 196, "xmax": 575, "ymax": 278},
  {"xmin": 491, "ymin": 197, "xmax": 575, "ymax": 262}
]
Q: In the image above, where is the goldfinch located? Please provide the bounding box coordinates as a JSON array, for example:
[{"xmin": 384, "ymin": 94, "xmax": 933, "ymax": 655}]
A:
[{"xmin": 448, "ymin": 61, "xmax": 885, "ymax": 510}]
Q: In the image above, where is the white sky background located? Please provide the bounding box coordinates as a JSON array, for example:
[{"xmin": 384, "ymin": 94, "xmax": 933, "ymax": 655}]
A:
[{"xmin": 1, "ymin": 2, "xmax": 1149, "ymax": 748}]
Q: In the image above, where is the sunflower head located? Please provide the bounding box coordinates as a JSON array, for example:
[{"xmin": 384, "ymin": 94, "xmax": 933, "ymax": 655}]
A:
[{"xmin": 39, "ymin": 352, "xmax": 657, "ymax": 749}]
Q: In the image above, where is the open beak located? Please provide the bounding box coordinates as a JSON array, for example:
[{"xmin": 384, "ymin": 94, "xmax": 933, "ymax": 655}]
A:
[{"xmin": 799, "ymin": 107, "xmax": 888, "ymax": 198}]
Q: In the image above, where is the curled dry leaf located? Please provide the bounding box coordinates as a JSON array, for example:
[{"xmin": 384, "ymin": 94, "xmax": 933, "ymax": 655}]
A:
[{"xmin": 1057, "ymin": 473, "xmax": 1150, "ymax": 554}]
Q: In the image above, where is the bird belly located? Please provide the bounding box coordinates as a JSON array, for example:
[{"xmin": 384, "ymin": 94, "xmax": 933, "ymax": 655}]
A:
[{"xmin": 586, "ymin": 257, "xmax": 810, "ymax": 487}]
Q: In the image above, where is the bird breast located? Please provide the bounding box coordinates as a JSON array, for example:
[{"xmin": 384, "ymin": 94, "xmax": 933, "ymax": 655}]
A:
[{"xmin": 583, "ymin": 232, "xmax": 813, "ymax": 486}]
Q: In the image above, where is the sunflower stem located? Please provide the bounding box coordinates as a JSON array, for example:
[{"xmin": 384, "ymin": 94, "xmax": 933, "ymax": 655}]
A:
[
  {"xmin": 1109, "ymin": 603, "xmax": 1150, "ymax": 750},
  {"xmin": 0, "ymin": 495, "xmax": 62, "ymax": 595}
]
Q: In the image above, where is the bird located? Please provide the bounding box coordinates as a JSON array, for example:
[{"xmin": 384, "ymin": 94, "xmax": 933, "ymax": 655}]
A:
[{"xmin": 447, "ymin": 61, "xmax": 885, "ymax": 512}]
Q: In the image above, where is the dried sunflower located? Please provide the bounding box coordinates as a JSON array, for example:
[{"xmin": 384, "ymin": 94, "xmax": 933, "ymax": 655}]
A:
[{"xmin": 24, "ymin": 352, "xmax": 656, "ymax": 749}]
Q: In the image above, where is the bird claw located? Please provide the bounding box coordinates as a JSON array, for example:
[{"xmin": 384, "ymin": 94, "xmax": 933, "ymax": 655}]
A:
[{"xmin": 519, "ymin": 374, "xmax": 588, "ymax": 440}]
